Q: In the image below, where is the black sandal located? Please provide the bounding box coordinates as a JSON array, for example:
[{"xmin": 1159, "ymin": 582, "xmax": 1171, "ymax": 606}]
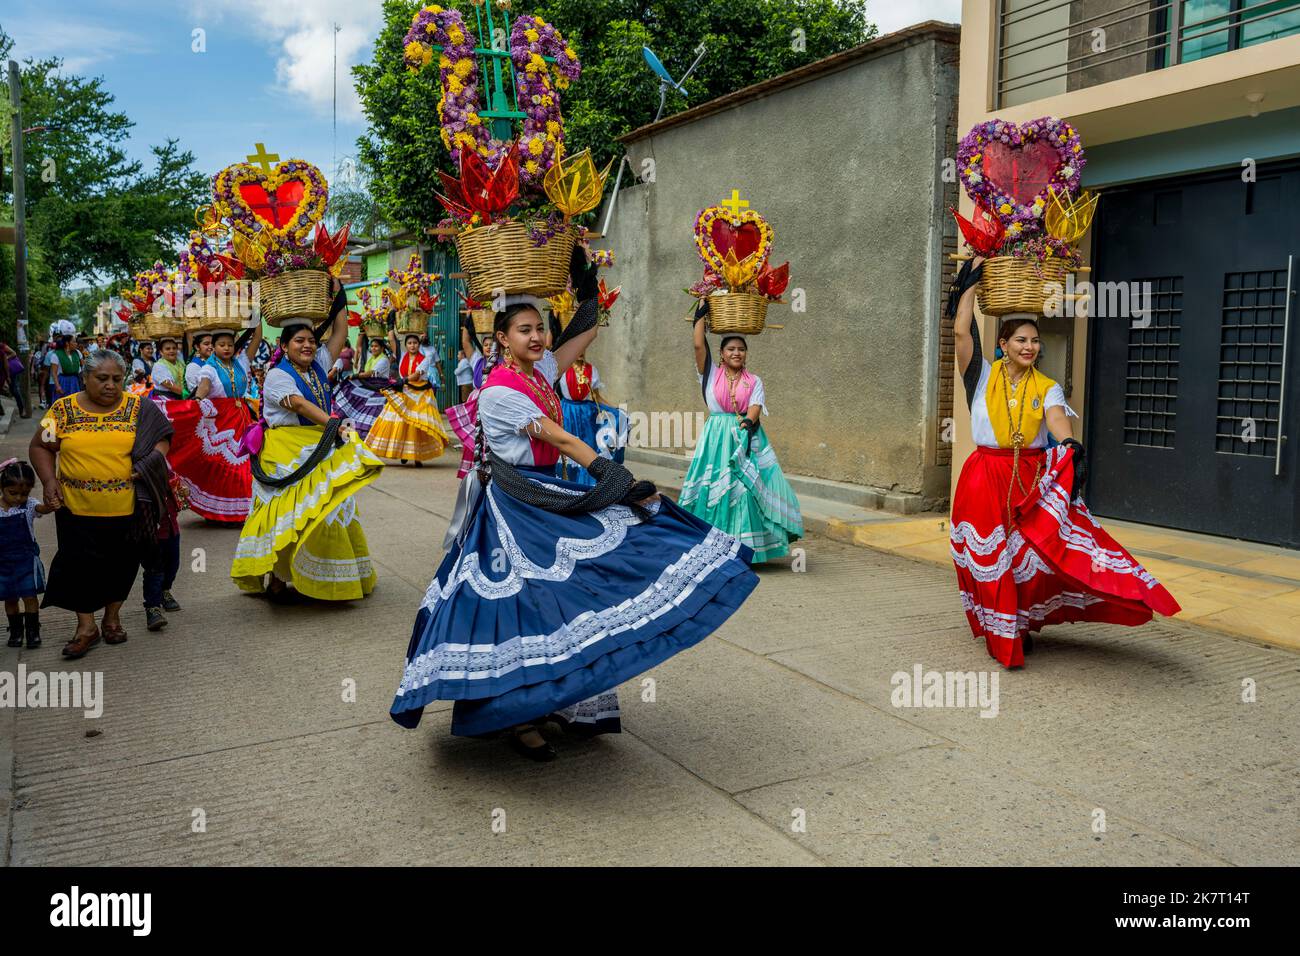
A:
[{"xmin": 509, "ymin": 724, "xmax": 556, "ymax": 762}]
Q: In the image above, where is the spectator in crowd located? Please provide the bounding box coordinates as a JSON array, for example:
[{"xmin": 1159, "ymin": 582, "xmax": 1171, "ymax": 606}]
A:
[
  {"xmin": 50, "ymin": 335, "xmax": 84, "ymax": 400},
  {"xmin": 0, "ymin": 338, "xmax": 30, "ymax": 418},
  {"xmin": 30, "ymin": 350, "xmax": 173, "ymax": 659}
]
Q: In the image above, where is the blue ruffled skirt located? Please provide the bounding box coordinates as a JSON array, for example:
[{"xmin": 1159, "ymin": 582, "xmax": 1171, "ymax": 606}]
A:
[
  {"xmin": 390, "ymin": 465, "xmax": 758, "ymax": 736},
  {"xmin": 559, "ymin": 398, "xmax": 626, "ymax": 487}
]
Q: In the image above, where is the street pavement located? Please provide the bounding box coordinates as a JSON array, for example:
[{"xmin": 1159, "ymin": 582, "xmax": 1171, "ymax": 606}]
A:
[{"xmin": 1, "ymin": 410, "xmax": 1297, "ymax": 866}]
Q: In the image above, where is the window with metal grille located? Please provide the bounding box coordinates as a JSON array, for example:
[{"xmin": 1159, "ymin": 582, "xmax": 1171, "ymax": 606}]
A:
[
  {"xmin": 1123, "ymin": 276, "xmax": 1182, "ymax": 448},
  {"xmin": 1217, "ymin": 269, "xmax": 1287, "ymax": 455}
]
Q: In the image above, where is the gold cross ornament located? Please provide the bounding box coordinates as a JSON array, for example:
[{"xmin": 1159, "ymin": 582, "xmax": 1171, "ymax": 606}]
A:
[
  {"xmin": 720, "ymin": 189, "xmax": 749, "ymax": 218},
  {"xmin": 246, "ymin": 143, "xmax": 280, "ymax": 173}
]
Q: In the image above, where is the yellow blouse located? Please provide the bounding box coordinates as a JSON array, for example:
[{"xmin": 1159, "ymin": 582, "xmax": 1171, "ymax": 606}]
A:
[{"xmin": 41, "ymin": 394, "xmax": 141, "ymax": 517}]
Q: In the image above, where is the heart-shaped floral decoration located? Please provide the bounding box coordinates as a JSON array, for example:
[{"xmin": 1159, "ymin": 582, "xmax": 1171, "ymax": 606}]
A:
[
  {"xmin": 212, "ymin": 158, "xmax": 328, "ymax": 243},
  {"xmin": 693, "ymin": 204, "xmax": 773, "ymax": 278},
  {"xmin": 957, "ymin": 117, "xmax": 1085, "ymax": 241}
]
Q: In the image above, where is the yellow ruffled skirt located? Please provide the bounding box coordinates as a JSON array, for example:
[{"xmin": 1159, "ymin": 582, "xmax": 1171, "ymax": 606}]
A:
[
  {"xmin": 364, "ymin": 384, "xmax": 451, "ymax": 461},
  {"xmin": 231, "ymin": 425, "xmax": 384, "ymax": 601}
]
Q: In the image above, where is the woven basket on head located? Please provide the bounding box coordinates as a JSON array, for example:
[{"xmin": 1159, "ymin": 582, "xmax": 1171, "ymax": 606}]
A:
[
  {"xmin": 395, "ymin": 309, "xmax": 428, "ymax": 335},
  {"xmin": 128, "ymin": 317, "xmax": 151, "ymax": 341},
  {"xmin": 977, "ymin": 256, "xmax": 1070, "ymax": 317},
  {"xmin": 260, "ymin": 269, "xmax": 334, "ymax": 327},
  {"xmin": 707, "ymin": 292, "xmax": 769, "ymax": 336},
  {"xmin": 468, "ymin": 308, "xmax": 494, "ymax": 334},
  {"xmin": 455, "ymin": 221, "xmax": 577, "ymax": 300},
  {"xmin": 184, "ymin": 280, "xmax": 255, "ymax": 333},
  {"xmin": 361, "ymin": 316, "xmax": 388, "ymax": 339},
  {"xmin": 142, "ymin": 311, "xmax": 179, "ymax": 338}
]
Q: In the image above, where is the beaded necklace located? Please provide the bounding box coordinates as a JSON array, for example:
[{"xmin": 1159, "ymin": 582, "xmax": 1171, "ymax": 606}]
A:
[
  {"xmin": 1001, "ymin": 360, "xmax": 1043, "ymax": 527},
  {"xmin": 505, "ymin": 362, "xmax": 562, "ymax": 424}
]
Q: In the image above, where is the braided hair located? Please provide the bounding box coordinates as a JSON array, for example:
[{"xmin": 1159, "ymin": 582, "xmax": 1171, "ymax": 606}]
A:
[
  {"xmin": 474, "ymin": 302, "xmax": 540, "ymax": 487},
  {"xmin": 0, "ymin": 459, "xmax": 37, "ymax": 490}
]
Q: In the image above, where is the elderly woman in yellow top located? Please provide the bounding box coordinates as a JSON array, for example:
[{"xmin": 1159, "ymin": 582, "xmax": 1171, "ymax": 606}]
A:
[{"xmin": 30, "ymin": 349, "xmax": 174, "ymax": 659}]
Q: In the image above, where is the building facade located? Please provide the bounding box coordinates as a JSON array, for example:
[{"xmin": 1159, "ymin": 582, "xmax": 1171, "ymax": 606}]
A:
[
  {"xmin": 957, "ymin": 0, "xmax": 1300, "ymax": 548},
  {"xmin": 598, "ymin": 24, "xmax": 962, "ymax": 509}
]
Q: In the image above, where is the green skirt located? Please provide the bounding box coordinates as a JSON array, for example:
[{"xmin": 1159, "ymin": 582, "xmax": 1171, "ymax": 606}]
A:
[{"xmin": 679, "ymin": 413, "xmax": 803, "ymax": 563}]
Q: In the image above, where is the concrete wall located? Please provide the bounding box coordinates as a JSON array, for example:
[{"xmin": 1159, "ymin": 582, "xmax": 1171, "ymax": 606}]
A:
[{"xmin": 593, "ymin": 28, "xmax": 960, "ymax": 499}]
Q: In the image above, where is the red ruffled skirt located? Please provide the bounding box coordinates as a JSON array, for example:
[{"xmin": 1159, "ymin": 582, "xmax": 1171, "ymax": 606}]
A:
[
  {"xmin": 950, "ymin": 445, "xmax": 1180, "ymax": 668},
  {"xmin": 155, "ymin": 396, "xmax": 254, "ymax": 523}
]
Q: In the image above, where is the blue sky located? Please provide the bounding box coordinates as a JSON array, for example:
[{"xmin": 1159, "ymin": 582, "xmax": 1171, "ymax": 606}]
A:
[
  {"xmin": 2, "ymin": 0, "xmax": 961, "ymax": 184},
  {"xmin": 3, "ymin": 0, "xmax": 383, "ymax": 184}
]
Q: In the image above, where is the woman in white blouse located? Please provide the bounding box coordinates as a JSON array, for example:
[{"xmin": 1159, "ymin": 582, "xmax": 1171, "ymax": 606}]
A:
[{"xmin": 231, "ymin": 284, "xmax": 385, "ymax": 603}]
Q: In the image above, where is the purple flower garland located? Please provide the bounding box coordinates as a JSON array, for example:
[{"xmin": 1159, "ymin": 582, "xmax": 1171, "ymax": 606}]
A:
[{"xmin": 957, "ymin": 116, "xmax": 1085, "ymax": 243}]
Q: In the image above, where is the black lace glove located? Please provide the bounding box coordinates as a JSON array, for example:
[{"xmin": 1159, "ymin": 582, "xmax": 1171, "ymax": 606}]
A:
[
  {"xmin": 737, "ymin": 416, "xmax": 759, "ymax": 453},
  {"xmin": 1061, "ymin": 438, "xmax": 1087, "ymax": 501},
  {"xmin": 330, "ymin": 285, "xmax": 349, "ymax": 320},
  {"xmin": 570, "ymin": 244, "xmax": 599, "ymax": 302},
  {"xmin": 945, "ymin": 258, "xmax": 984, "ymax": 319},
  {"xmin": 694, "ymin": 298, "xmax": 710, "ymax": 323}
]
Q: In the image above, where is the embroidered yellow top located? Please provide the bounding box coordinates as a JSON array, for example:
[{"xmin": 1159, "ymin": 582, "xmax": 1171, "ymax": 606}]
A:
[{"xmin": 41, "ymin": 394, "xmax": 140, "ymax": 517}]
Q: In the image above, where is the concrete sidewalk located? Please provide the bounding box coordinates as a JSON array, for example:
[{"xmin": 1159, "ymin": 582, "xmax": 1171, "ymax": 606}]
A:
[
  {"xmin": 627, "ymin": 448, "xmax": 1300, "ymax": 653},
  {"xmin": 2, "ymin": 412, "xmax": 1297, "ymax": 866}
]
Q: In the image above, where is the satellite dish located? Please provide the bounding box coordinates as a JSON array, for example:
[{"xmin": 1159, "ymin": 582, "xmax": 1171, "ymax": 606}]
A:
[{"xmin": 642, "ymin": 46, "xmax": 683, "ymax": 92}]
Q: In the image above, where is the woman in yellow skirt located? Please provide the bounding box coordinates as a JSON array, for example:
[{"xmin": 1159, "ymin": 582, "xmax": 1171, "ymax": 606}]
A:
[
  {"xmin": 231, "ymin": 286, "xmax": 385, "ymax": 603},
  {"xmin": 364, "ymin": 328, "xmax": 450, "ymax": 467}
]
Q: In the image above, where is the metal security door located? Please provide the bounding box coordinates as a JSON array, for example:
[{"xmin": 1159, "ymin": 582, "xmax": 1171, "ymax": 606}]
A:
[{"xmin": 1088, "ymin": 164, "xmax": 1300, "ymax": 548}]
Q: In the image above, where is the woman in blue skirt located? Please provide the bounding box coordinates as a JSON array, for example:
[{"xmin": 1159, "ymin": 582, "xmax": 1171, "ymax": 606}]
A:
[
  {"xmin": 390, "ymin": 250, "xmax": 759, "ymax": 761},
  {"xmin": 557, "ymin": 349, "xmax": 626, "ymax": 486}
]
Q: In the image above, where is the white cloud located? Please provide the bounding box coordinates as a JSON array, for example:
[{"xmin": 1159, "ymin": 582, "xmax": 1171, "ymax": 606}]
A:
[
  {"xmin": 190, "ymin": 0, "xmax": 383, "ymax": 120},
  {"xmin": 6, "ymin": 19, "xmax": 152, "ymax": 72},
  {"xmin": 868, "ymin": 0, "xmax": 963, "ymax": 34}
]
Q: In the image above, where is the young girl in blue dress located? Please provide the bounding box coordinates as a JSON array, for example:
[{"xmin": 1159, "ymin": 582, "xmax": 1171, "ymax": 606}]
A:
[{"xmin": 2, "ymin": 460, "xmax": 57, "ymax": 649}]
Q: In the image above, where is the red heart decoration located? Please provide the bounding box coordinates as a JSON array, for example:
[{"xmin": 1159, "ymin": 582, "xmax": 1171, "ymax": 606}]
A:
[
  {"xmin": 982, "ymin": 140, "xmax": 1061, "ymax": 209},
  {"xmin": 711, "ymin": 220, "xmax": 761, "ymax": 263},
  {"xmin": 238, "ymin": 180, "xmax": 305, "ymax": 229}
]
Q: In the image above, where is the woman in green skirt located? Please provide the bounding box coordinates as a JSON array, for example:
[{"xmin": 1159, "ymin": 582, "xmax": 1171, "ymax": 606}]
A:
[{"xmin": 678, "ymin": 300, "xmax": 803, "ymax": 563}]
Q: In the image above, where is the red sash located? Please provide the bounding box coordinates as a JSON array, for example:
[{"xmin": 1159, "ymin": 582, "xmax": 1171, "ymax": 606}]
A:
[
  {"xmin": 484, "ymin": 364, "xmax": 561, "ymax": 467},
  {"xmin": 564, "ymin": 361, "xmax": 593, "ymax": 402},
  {"xmin": 399, "ymin": 352, "xmax": 422, "ymax": 378}
]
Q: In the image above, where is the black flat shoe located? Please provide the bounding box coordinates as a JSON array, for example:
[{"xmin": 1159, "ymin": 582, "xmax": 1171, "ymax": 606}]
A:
[
  {"xmin": 1023, "ymin": 632, "xmax": 1035, "ymax": 654},
  {"xmin": 509, "ymin": 726, "xmax": 556, "ymax": 763},
  {"xmin": 266, "ymin": 584, "xmax": 301, "ymax": 605}
]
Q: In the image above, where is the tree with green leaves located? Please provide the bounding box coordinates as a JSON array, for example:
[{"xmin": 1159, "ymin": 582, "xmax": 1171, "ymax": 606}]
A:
[
  {"xmin": 353, "ymin": 0, "xmax": 874, "ymax": 234},
  {"xmin": 0, "ymin": 27, "xmax": 208, "ymax": 340}
]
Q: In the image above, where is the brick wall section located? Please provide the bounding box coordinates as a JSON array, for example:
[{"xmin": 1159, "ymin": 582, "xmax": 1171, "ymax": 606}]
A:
[{"xmin": 936, "ymin": 73, "xmax": 960, "ymax": 468}]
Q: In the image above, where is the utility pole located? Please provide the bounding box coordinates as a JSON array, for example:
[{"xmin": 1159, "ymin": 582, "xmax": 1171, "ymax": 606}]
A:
[
  {"xmin": 8, "ymin": 59, "xmax": 30, "ymax": 415},
  {"xmin": 333, "ymin": 22, "xmax": 341, "ymax": 184}
]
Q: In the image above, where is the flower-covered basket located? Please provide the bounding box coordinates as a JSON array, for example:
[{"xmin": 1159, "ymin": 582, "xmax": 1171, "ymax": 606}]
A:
[
  {"xmin": 688, "ymin": 196, "xmax": 791, "ymax": 336},
  {"xmin": 405, "ymin": 5, "xmax": 615, "ymax": 303},
  {"xmin": 953, "ymin": 116, "xmax": 1097, "ymax": 316}
]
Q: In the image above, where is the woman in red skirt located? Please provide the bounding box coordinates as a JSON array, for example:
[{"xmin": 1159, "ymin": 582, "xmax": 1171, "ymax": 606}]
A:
[{"xmin": 950, "ymin": 257, "xmax": 1180, "ymax": 668}]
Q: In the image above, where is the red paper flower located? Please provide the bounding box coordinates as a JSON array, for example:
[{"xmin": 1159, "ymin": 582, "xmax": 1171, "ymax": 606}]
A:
[
  {"xmin": 437, "ymin": 143, "xmax": 520, "ymax": 225},
  {"xmin": 951, "ymin": 203, "xmax": 1006, "ymax": 257},
  {"xmin": 756, "ymin": 261, "xmax": 790, "ymax": 299},
  {"xmin": 214, "ymin": 254, "xmax": 246, "ymax": 280},
  {"xmin": 597, "ymin": 278, "xmax": 620, "ymax": 311},
  {"xmin": 116, "ymin": 306, "xmax": 134, "ymax": 324},
  {"xmin": 314, "ymin": 222, "xmax": 351, "ymax": 267},
  {"xmin": 418, "ymin": 288, "xmax": 437, "ymax": 312}
]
